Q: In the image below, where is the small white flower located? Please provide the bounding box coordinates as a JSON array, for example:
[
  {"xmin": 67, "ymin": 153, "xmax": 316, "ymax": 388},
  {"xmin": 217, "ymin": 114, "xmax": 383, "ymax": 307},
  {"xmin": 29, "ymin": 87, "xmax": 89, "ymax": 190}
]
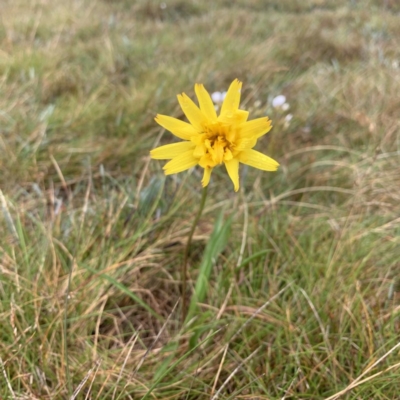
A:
[
  {"xmin": 284, "ymin": 113, "xmax": 293, "ymax": 129},
  {"xmin": 211, "ymin": 91, "xmax": 227, "ymax": 104},
  {"xmin": 282, "ymin": 103, "xmax": 290, "ymax": 111},
  {"xmin": 285, "ymin": 114, "xmax": 293, "ymax": 122},
  {"xmin": 272, "ymin": 95, "xmax": 286, "ymax": 108}
]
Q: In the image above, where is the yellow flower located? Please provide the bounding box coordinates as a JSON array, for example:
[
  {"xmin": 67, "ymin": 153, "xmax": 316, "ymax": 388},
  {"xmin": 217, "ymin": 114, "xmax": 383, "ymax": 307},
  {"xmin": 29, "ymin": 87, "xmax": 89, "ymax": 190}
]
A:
[{"xmin": 150, "ymin": 79, "xmax": 279, "ymax": 192}]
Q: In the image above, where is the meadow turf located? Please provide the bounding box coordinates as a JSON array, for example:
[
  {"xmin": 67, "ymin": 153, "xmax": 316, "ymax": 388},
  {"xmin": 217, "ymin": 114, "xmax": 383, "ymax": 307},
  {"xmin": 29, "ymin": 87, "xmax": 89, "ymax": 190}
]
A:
[{"xmin": 1, "ymin": 0, "xmax": 400, "ymax": 399}]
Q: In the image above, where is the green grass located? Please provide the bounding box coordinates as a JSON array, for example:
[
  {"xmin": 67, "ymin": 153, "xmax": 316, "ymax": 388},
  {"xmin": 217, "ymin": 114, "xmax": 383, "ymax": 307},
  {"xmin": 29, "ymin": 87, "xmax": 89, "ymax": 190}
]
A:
[{"xmin": 1, "ymin": 0, "xmax": 400, "ymax": 398}]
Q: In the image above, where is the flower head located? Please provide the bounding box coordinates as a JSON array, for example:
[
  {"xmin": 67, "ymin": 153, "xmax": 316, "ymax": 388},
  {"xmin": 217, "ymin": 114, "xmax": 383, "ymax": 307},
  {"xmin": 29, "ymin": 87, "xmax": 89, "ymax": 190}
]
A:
[
  {"xmin": 272, "ymin": 95, "xmax": 286, "ymax": 108},
  {"xmin": 150, "ymin": 79, "xmax": 279, "ymax": 192}
]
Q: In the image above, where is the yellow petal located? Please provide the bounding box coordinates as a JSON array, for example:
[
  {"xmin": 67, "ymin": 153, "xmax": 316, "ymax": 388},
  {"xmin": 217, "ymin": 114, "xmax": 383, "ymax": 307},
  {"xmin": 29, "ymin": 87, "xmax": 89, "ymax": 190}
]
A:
[
  {"xmin": 219, "ymin": 109, "xmax": 249, "ymax": 125},
  {"xmin": 190, "ymin": 134, "xmax": 204, "ymax": 146},
  {"xmin": 234, "ymin": 137, "xmax": 257, "ymax": 152},
  {"xmin": 201, "ymin": 167, "xmax": 212, "ymax": 187},
  {"xmin": 235, "ymin": 110, "xmax": 249, "ymax": 123},
  {"xmin": 238, "ymin": 149, "xmax": 279, "ymax": 171},
  {"xmin": 163, "ymin": 149, "xmax": 198, "ymax": 175},
  {"xmin": 150, "ymin": 141, "xmax": 195, "ymax": 160},
  {"xmin": 220, "ymin": 79, "xmax": 242, "ymax": 118},
  {"xmin": 211, "ymin": 139, "xmax": 225, "ymax": 164},
  {"xmin": 223, "ymin": 148, "xmax": 233, "ymax": 161},
  {"xmin": 224, "ymin": 158, "xmax": 240, "ymax": 192},
  {"xmin": 239, "ymin": 117, "xmax": 272, "ymax": 139},
  {"xmin": 177, "ymin": 93, "xmax": 206, "ymax": 131},
  {"xmin": 199, "ymin": 154, "xmax": 215, "ymax": 169},
  {"xmin": 193, "ymin": 143, "xmax": 206, "ymax": 158},
  {"xmin": 195, "ymin": 84, "xmax": 217, "ymax": 122},
  {"xmin": 155, "ymin": 114, "xmax": 198, "ymax": 140}
]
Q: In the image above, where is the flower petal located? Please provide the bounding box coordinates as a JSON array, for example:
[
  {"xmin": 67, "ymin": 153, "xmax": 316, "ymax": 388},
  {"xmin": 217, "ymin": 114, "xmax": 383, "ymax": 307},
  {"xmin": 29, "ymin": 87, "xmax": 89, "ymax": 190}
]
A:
[
  {"xmin": 234, "ymin": 137, "xmax": 257, "ymax": 152},
  {"xmin": 220, "ymin": 79, "xmax": 242, "ymax": 118},
  {"xmin": 150, "ymin": 141, "xmax": 195, "ymax": 160},
  {"xmin": 235, "ymin": 109, "xmax": 249, "ymax": 123},
  {"xmin": 177, "ymin": 93, "xmax": 206, "ymax": 131},
  {"xmin": 155, "ymin": 114, "xmax": 198, "ymax": 140},
  {"xmin": 201, "ymin": 167, "xmax": 212, "ymax": 187},
  {"xmin": 239, "ymin": 117, "xmax": 272, "ymax": 139},
  {"xmin": 163, "ymin": 149, "xmax": 198, "ymax": 175},
  {"xmin": 238, "ymin": 149, "xmax": 279, "ymax": 171},
  {"xmin": 193, "ymin": 143, "xmax": 206, "ymax": 158},
  {"xmin": 224, "ymin": 158, "xmax": 240, "ymax": 192},
  {"xmin": 195, "ymin": 84, "xmax": 217, "ymax": 121},
  {"xmin": 272, "ymin": 95, "xmax": 286, "ymax": 108},
  {"xmin": 198, "ymin": 154, "xmax": 214, "ymax": 169}
]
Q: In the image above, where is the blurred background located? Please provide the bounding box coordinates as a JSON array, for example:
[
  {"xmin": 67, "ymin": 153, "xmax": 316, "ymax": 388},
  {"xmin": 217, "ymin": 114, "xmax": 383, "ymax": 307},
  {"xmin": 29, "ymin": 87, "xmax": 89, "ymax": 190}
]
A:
[{"xmin": 0, "ymin": 0, "xmax": 399, "ymax": 399}]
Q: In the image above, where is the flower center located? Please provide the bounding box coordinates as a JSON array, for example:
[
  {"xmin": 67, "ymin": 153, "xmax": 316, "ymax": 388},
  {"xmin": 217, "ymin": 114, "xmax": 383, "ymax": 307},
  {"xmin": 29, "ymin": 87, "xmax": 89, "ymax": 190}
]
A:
[{"xmin": 194, "ymin": 122, "xmax": 235, "ymax": 168}]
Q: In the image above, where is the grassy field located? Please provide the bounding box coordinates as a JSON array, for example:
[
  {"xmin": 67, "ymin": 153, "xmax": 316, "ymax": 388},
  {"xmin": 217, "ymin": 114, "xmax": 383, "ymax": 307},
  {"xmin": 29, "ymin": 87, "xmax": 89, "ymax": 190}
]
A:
[{"xmin": 1, "ymin": 0, "xmax": 400, "ymax": 398}]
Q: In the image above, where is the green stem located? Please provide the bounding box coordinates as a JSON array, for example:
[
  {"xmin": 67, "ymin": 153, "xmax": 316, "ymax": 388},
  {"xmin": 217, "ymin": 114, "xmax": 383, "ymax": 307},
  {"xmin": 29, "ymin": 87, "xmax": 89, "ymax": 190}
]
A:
[{"xmin": 181, "ymin": 185, "xmax": 208, "ymax": 323}]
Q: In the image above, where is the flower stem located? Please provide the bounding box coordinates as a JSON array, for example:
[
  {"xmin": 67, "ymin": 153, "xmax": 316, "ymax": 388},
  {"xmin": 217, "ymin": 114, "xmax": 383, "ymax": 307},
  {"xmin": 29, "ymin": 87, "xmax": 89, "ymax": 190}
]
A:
[{"xmin": 181, "ymin": 185, "xmax": 208, "ymax": 323}]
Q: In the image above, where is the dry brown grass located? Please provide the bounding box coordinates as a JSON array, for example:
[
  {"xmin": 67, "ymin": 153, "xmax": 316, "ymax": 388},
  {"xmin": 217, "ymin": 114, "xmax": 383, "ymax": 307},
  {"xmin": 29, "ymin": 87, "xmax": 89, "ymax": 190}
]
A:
[{"xmin": 1, "ymin": 0, "xmax": 400, "ymax": 399}]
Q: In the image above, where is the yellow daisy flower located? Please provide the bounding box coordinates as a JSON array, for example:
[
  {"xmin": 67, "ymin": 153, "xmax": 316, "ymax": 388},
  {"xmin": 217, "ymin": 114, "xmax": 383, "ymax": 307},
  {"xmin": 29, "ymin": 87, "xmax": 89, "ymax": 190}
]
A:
[{"xmin": 150, "ymin": 79, "xmax": 279, "ymax": 192}]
